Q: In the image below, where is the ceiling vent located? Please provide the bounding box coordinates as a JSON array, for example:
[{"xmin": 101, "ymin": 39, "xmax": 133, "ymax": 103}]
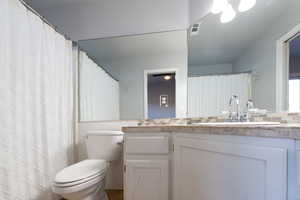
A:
[{"xmin": 190, "ymin": 23, "xmax": 201, "ymax": 36}]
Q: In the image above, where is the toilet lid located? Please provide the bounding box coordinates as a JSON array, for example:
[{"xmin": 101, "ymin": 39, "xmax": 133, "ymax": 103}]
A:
[
  {"xmin": 52, "ymin": 173, "xmax": 105, "ymax": 195},
  {"xmin": 55, "ymin": 159, "xmax": 107, "ymax": 183},
  {"xmin": 54, "ymin": 170, "xmax": 106, "ymax": 187}
]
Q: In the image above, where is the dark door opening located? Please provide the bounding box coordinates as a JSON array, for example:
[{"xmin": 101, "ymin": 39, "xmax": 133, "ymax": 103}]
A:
[
  {"xmin": 289, "ymin": 33, "xmax": 300, "ymax": 111},
  {"xmin": 147, "ymin": 73, "xmax": 176, "ymax": 119}
]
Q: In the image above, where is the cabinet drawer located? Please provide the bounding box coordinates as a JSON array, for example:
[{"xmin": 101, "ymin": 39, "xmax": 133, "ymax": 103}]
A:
[{"xmin": 125, "ymin": 135, "xmax": 169, "ymax": 154}]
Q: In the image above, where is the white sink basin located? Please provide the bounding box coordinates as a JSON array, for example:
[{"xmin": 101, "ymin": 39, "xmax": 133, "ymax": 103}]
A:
[{"xmin": 192, "ymin": 122, "xmax": 281, "ymax": 127}]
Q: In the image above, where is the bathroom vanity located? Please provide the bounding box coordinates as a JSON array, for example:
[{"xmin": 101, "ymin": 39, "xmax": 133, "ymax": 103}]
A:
[{"xmin": 122, "ymin": 124, "xmax": 300, "ymax": 200}]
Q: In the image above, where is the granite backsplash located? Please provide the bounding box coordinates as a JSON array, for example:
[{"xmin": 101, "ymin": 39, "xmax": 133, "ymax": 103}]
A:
[{"xmin": 138, "ymin": 112, "xmax": 300, "ymax": 126}]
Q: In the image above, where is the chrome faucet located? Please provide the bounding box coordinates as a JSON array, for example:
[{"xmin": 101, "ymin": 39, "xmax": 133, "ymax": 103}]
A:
[
  {"xmin": 244, "ymin": 99, "xmax": 254, "ymax": 122},
  {"xmin": 228, "ymin": 96, "xmax": 254, "ymax": 122},
  {"xmin": 229, "ymin": 95, "xmax": 240, "ymax": 121},
  {"xmin": 246, "ymin": 99, "xmax": 254, "ymax": 110}
]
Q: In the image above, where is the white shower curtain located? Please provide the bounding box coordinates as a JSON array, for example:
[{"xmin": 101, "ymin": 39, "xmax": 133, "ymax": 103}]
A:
[
  {"xmin": 80, "ymin": 51, "xmax": 120, "ymax": 121},
  {"xmin": 0, "ymin": 0, "xmax": 74, "ymax": 199},
  {"xmin": 188, "ymin": 73, "xmax": 252, "ymax": 117}
]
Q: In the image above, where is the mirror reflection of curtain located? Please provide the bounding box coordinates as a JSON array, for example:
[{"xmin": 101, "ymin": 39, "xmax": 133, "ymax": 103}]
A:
[
  {"xmin": 0, "ymin": 0, "xmax": 74, "ymax": 199},
  {"xmin": 188, "ymin": 73, "xmax": 252, "ymax": 117},
  {"xmin": 289, "ymin": 80, "xmax": 300, "ymax": 112},
  {"xmin": 79, "ymin": 52, "xmax": 120, "ymax": 121}
]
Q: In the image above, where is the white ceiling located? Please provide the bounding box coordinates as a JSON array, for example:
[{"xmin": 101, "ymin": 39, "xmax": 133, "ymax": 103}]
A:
[
  {"xmin": 23, "ymin": 0, "xmax": 296, "ymax": 67},
  {"xmin": 189, "ymin": 0, "xmax": 212, "ymax": 24},
  {"xmin": 24, "ymin": 0, "xmax": 83, "ymax": 10},
  {"xmin": 78, "ymin": 30, "xmax": 187, "ymax": 64},
  {"xmin": 188, "ymin": 0, "xmax": 292, "ymax": 66},
  {"xmin": 24, "ymin": 0, "xmax": 192, "ymax": 41}
]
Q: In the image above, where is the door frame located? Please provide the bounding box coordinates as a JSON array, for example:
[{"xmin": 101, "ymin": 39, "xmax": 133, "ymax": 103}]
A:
[
  {"xmin": 144, "ymin": 68, "xmax": 178, "ymax": 119},
  {"xmin": 276, "ymin": 23, "xmax": 300, "ymax": 111}
]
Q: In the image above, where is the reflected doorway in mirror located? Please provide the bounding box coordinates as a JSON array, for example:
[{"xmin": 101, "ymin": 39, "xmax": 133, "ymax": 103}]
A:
[{"xmin": 144, "ymin": 69, "xmax": 177, "ymax": 119}]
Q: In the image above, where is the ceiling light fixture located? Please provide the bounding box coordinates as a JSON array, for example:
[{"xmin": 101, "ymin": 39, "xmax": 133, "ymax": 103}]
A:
[
  {"xmin": 164, "ymin": 75, "xmax": 172, "ymax": 80},
  {"xmin": 211, "ymin": 0, "xmax": 228, "ymax": 14},
  {"xmin": 211, "ymin": 0, "xmax": 256, "ymax": 23},
  {"xmin": 238, "ymin": 0, "xmax": 256, "ymax": 12},
  {"xmin": 220, "ymin": 3, "xmax": 236, "ymax": 23}
]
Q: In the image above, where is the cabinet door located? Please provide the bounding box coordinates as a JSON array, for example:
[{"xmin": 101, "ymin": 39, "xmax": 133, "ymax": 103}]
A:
[
  {"xmin": 174, "ymin": 137, "xmax": 287, "ymax": 200},
  {"xmin": 125, "ymin": 159, "xmax": 169, "ymax": 200}
]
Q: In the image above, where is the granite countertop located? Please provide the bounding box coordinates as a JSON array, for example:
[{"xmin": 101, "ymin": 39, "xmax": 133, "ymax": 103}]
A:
[{"xmin": 122, "ymin": 124, "xmax": 300, "ymax": 139}]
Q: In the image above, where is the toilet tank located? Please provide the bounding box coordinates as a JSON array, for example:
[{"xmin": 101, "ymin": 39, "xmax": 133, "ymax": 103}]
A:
[{"xmin": 85, "ymin": 131, "xmax": 123, "ymax": 161}]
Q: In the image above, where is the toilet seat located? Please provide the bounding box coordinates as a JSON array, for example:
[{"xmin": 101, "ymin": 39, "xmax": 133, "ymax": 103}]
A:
[
  {"xmin": 53, "ymin": 173, "xmax": 105, "ymax": 194},
  {"xmin": 52, "ymin": 159, "xmax": 107, "ymax": 195},
  {"xmin": 54, "ymin": 171, "xmax": 106, "ymax": 187},
  {"xmin": 55, "ymin": 159, "xmax": 107, "ymax": 184}
]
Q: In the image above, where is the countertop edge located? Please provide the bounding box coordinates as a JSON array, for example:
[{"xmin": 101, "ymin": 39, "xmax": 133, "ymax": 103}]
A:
[{"xmin": 122, "ymin": 125, "xmax": 300, "ymax": 140}]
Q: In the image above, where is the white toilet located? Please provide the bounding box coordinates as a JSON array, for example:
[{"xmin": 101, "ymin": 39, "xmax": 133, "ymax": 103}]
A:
[{"xmin": 52, "ymin": 131, "xmax": 123, "ymax": 200}]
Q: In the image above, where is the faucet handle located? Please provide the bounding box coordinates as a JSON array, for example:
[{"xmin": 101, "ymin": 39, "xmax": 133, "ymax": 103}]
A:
[
  {"xmin": 246, "ymin": 99, "xmax": 254, "ymax": 110},
  {"xmin": 229, "ymin": 95, "xmax": 239, "ymax": 107}
]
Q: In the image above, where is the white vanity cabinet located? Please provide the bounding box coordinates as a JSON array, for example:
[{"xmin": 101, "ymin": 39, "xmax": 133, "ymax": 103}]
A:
[
  {"xmin": 125, "ymin": 159, "xmax": 169, "ymax": 200},
  {"xmin": 124, "ymin": 132, "xmax": 297, "ymax": 200},
  {"xmin": 173, "ymin": 134, "xmax": 289, "ymax": 200},
  {"xmin": 124, "ymin": 133, "xmax": 170, "ymax": 200}
]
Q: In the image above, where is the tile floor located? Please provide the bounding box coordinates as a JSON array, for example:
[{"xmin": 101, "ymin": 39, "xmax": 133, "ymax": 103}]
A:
[{"xmin": 106, "ymin": 190, "xmax": 123, "ymax": 200}]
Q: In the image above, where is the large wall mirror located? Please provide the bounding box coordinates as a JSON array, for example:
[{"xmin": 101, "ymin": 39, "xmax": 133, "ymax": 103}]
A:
[
  {"xmin": 188, "ymin": 0, "xmax": 300, "ymax": 118},
  {"xmin": 78, "ymin": 30, "xmax": 188, "ymax": 121},
  {"xmin": 78, "ymin": 0, "xmax": 300, "ymax": 121}
]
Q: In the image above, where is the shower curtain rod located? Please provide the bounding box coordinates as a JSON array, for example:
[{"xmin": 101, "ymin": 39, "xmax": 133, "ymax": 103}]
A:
[{"xmin": 19, "ymin": 0, "xmax": 72, "ymax": 41}]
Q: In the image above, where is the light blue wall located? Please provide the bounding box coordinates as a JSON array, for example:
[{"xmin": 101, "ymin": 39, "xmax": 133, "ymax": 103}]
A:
[
  {"xmin": 233, "ymin": 1, "xmax": 300, "ymax": 112},
  {"xmin": 107, "ymin": 52, "xmax": 188, "ymax": 120}
]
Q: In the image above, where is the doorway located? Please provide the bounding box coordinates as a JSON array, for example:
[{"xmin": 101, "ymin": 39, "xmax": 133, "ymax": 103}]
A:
[
  {"xmin": 144, "ymin": 70, "xmax": 176, "ymax": 119},
  {"xmin": 276, "ymin": 23, "xmax": 300, "ymax": 111},
  {"xmin": 288, "ymin": 33, "xmax": 300, "ymax": 112}
]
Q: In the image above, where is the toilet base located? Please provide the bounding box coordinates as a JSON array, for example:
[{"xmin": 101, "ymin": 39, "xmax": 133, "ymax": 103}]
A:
[
  {"xmin": 59, "ymin": 190, "xmax": 107, "ymax": 200},
  {"xmin": 102, "ymin": 192, "xmax": 109, "ymax": 200},
  {"xmin": 78, "ymin": 190, "xmax": 107, "ymax": 200},
  {"xmin": 57, "ymin": 183, "xmax": 107, "ymax": 200}
]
